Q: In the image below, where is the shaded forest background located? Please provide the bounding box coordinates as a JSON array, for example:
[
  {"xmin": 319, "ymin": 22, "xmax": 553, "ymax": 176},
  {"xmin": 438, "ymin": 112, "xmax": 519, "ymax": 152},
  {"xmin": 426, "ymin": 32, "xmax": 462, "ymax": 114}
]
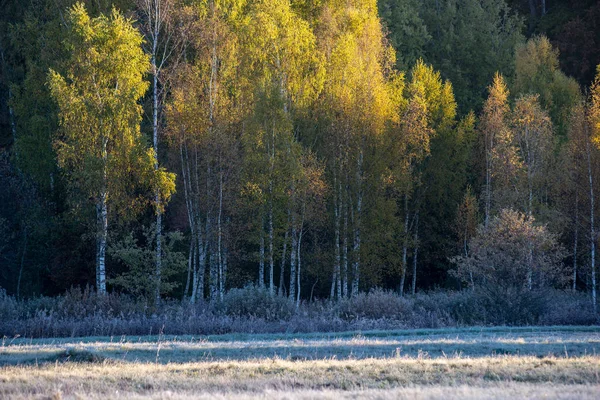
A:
[{"xmin": 1, "ymin": 0, "xmax": 600, "ymax": 308}]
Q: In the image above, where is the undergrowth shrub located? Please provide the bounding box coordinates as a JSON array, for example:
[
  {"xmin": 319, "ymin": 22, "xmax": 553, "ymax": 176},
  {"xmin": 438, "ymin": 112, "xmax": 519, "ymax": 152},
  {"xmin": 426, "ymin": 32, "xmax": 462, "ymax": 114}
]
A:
[
  {"xmin": 0, "ymin": 286, "xmax": 597, "ymax": 338},
  {"xmin": 215, "ymin": 285, "xmax": 296, "ymax": 321},
  {"xmin": 539, "ymin": 290, "xmax": 598, "ymax": 325},
  {"xmin": 336, "ymin": 288, "xmax": 412, "ymax": 320}
]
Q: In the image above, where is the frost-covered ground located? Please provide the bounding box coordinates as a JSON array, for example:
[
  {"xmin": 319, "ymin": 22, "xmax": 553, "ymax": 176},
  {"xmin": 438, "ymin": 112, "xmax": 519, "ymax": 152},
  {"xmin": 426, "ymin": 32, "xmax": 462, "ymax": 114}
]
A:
[{"xmin": 1, "ymin": 326, "xmax": 599, "ymax": 399}]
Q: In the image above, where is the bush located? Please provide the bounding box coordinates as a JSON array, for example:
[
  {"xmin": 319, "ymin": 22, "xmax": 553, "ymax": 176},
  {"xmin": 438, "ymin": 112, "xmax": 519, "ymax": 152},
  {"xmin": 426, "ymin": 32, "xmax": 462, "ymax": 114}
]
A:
[
  {"xmin": 215, "ymin": 285, "xmax": 296, "ymax": 321},
  {"xmin": 0, "ymin": 286, "xmax": 597, "ymax": 338},
  {"xmin": 336, "ymin": 288, "xmax": 412, "ymax": 320},
  {"xmin": 539, "ymin": 290, "xmax": 598, "ymax": 325}
]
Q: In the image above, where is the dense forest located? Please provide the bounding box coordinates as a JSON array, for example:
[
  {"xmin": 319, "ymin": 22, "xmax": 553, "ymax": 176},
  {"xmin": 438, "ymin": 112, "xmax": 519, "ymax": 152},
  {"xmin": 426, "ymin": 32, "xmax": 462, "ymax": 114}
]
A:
[{"xmin": 1, "ymin": 0, "xmax": 599, "ymax": 309}]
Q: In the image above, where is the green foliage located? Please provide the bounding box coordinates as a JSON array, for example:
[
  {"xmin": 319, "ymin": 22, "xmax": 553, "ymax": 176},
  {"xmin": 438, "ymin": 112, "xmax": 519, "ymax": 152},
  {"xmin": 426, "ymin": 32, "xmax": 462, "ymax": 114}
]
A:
[
  {"xmin": 109, "ymin": 226, "xmax": 186, "ymax": 298},
  {"xmin": 48, "ymin": 3, "xmax": 175, "ymax": 214},
  {"xmin": 380, "ymin": 0, "xmax": 524, "ymax": 113},
  {"xmin": 513, "ymin": 36, "xmax": 580, "ymax": 137}
]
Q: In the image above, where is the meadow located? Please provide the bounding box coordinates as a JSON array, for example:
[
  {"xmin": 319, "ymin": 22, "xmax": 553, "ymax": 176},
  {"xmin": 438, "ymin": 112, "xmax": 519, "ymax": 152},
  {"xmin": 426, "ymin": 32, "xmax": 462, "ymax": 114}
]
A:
[{"xmin": 1, "ymin": 326, "xmax": 599, "ymax": 399}]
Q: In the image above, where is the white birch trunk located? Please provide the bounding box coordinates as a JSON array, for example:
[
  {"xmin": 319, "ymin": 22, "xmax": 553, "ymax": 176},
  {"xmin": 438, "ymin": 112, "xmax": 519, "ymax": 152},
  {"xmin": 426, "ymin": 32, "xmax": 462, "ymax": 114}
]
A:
[
  {"xmin": 411, "ymin": 212, "xmax": 419, "ymax": 295},
  {"xmin": 279, "ymin": 222, "xmax": 289, "ymax": 296},
  {"xmin": 222, "ymin": 241, "xmax": 228, "ymax": 299},
  {"xmin": 269, "ymin": 197, "xmax": 274, "ymax": 296},
  {"xmin": 152, "ymin": 52, "xmax": 163, "ymax": 305},
  {"xmin": 217, "ymin": 168, "xmax": 224, "ymax": 300},
  {"xmin": 587, "ymin": 141, "xmax": 597, "ymax": 312},
  {"xmin": 342, "ymin": 187, "xmax": 348, "ymax": 298},
  {"xmin": 195, "ymin": 221, "xmax": 206, "ymax": 302},
  {"xmin": 259, "ymin": 217, "xmax": 265, "ymax": 288},
  {"xmin": 184, "ymin": 238, "xmax": 194, "ymax": 300},
  {"xmin": 96, "ymin": 138, "xmax": 108, "ymax": 296},
  {"xmin": 337, "ymin": 175, "xmax": 343, "ymax": 299},
  {"xmin": 96, "ymin": 191, "xmax": 108, "ymax": 296},
  {"xmin": 351, "ymin": 150, "xmax": 362, "ymax": 297},
  {"xmin": 573, "ymin": 191, "xmax": 578, "ymax": 292},
  {"xmin": 268, "ymin": 120, "xmax": 275, "ymax": 296},
  {"xmin": 290, "ymin": 214, "xmax": 297, "ymax": 301},
  {"xmin": 296, "ymin": 205, "xmax": 305, "ymax": 308},
  {"xmin": 400, "ymin": 194, "xmax": 409, "ymax": 297}
]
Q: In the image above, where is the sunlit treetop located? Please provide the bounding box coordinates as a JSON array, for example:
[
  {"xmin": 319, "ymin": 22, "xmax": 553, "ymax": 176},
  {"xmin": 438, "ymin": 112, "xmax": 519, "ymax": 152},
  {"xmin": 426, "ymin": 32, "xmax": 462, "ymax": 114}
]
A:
[{"xmin": 48, "ymin": 2, "xmax": 175, "ymax": 213}]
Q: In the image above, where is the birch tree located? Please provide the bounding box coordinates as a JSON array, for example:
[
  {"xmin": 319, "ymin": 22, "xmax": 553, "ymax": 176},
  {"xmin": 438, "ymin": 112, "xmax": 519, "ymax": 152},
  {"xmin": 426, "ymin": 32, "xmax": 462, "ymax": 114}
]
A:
[
  {"xmin": 136, "ymin": 0, "xmax": 181, "ymax": 304},
  {"xmin": 480, "ymin": 73, "xmax": 510, "ymax": 227},
  {"xmin": 241, "ymin": 0, "xmax": 324, "ymax": 295},
  {"xmin": 166, "ymin": 0, "xmax": 243, "ymax": 302},
  {"xmin": 588, "ymin": 65, "xmax": 600, "ymax": 311},
  {"xmin": 453, "ymin": 185, "xmax": 478, "ymax": 289},
  {"xmin": 318, "ymin": 0, "xmax": 397, "ymax": 298},
  {"xmin": 385, "ymin": 60, "xmax": 454, "ymax": 296},
  {"xmin": 48, "ymin": 3, "xmax": 175, "ymax": 295},
  {"xmin": 512, "ymin": 94, "xmax": 553, "ymax": 218},
  {"xmin": 511, "ymin": 94, "xmax": 552, "ymax": 289}
]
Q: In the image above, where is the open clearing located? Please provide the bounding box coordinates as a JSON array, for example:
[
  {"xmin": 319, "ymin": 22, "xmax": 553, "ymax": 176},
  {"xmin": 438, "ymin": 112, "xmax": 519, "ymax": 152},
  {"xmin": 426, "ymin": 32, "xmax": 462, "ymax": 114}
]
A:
[{"xmin": 1, "ymin": 326, "xmax": 599, "ymax": 399}]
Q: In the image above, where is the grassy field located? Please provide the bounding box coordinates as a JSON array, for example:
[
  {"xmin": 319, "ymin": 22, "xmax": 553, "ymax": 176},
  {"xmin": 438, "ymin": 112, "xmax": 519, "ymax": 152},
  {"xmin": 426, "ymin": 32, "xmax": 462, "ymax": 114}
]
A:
[{"xmin": 1, "ymin": 326, "xmax": 599, "ymax": 399}]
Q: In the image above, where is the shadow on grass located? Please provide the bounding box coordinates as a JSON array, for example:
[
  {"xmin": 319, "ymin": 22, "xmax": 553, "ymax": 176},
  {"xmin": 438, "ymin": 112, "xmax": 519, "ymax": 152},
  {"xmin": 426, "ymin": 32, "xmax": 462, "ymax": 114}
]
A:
[{"xmin": 2, "ymin": 326, "xmax": 599, "ymax": 366}]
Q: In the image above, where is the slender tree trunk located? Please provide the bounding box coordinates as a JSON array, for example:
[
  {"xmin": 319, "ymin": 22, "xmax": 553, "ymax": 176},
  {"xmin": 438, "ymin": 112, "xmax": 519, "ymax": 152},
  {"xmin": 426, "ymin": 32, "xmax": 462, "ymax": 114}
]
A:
[
  {"xmin": 463, "ymin": 215, "xmax": 474, "ymax": 290},
  {"xmin": 333, "ymin": 171, "xmax": 341, "ymax": 300},
  {"xmin": 587, "ymin": 141, "xmax": 597, "ymax": 312},
  {"xmin": 17, "ymin": 227, "xmax": 27, "ymax": 300},
  {"xmin": 146, "ymin": 0, "xmax": 164, "ymax": 306},
  {"xmin": 217, "ymin": 168, "xmax": 224, "ymax": 300},
  {"xmin": 573, "ymin": 191, "xmax": 579, "ymax": 292},
  {"xmin": 485, "ymin": 144, "xmax": 491, "ymax": 228},
  {"xmin": 330, "ymin": 271, "xmax": 337, "ymax": 299},
  {"xmin": 268, "ymin": 120, "xmax": 275, "ymax": 296},
  {"xmin": 191, "ymin": 245, "xmax": 198, "ymax": 303},
  {"xmin": 222, "ymin": 239, "xmax": 228, "ymax": 299},
  {"xmin": 279, "ymin": 222, "xmax": 289, "ymax": 297},
  {"xmin": 209, "ymin": 250, "xmax": 217, "ymax": 300},
  {"xmin": 411, "ymin": 212, "xmax": 419, "ymax": 295},
  {"xmin": 296, "ymin": 205, "xmax": 305, "ymax": 308},
  {"xmin": 184, "ymin": 238, "xmax": 194, "ymax": 300},
  {"xmin": 269, "ymin": 194, "xmax": 274, "ymax": 296},
  {"xmin": 400, "ymin": 193, "xmax": 409, "ymax": 297},
  {"xmin": 96, "ymin": 191, "xmax": 108, "ymax": 296},
  {"xmin": 153, "ymin": 92, "xmax": 163, "ymax": 304},
  {"xmin": 193, "ymin": 146, "xmax": 205, "ymax": 303},
  {"xmin": 195, "ymin": 220, "xmax": 206, "ymax": 302},
  {"xmin": 181, "ymin": 143, "xmax": 201, "ymax": 304},
  {"xmin": 541, "ymin": 0, "xmax": 546, "ymax": 16},
  {"xmin": 208, "ymin": 215, "xmax": 218, "ymax": 300},
  {"xmin": 207, "ymin": 165, "xmax": 217, "ymax": 301},
  {"xmin": 290, "ymin": 213, "xmax": 297, "ymax": 301},
  {"xmin": 181, "ymin": 146, "xmax": 194, "ymax": 301},
  {"xmin": 155, "ymin": 227, "xmax": 165, "ymax": 290},
  {"xmin": 528, "ymin": 0, "xmax": 537, "ymax": 19},
  {"xmin": 96, "ymin": 140, "xmax": 108, "ymax": 296},
  {"xmin": 524, "ymin": 142, "xmax": 534, "ymax": 290},
  {"xmin": 342, "ymin": 187, "xmax": 348, "ymax": 298},
  {"xmin": 95, "ymin": 235, "xmax": 100, "ymax": 292},
  {"xmin": 259, "ymin": 218, "xmax": 265, "ymax": 288},
  {"xmin": 352, "ymin": 150, "xmax": 363, "ymax": 297}
]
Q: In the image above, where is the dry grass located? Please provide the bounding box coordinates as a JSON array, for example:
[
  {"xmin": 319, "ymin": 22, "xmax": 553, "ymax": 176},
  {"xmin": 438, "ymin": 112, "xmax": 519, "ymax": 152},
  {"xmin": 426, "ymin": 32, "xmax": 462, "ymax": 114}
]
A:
[{"xmin": 1, "ymin": 326, "xmax": 599, "ymax": 399}]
